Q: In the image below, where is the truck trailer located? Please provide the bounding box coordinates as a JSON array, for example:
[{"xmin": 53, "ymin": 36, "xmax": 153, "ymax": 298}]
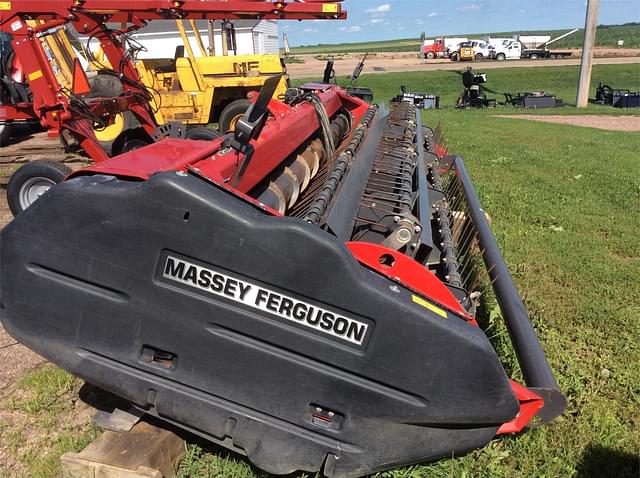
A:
[{"xmin": 518, "ymin": 29, "xmax": 578, "ymax": 59}]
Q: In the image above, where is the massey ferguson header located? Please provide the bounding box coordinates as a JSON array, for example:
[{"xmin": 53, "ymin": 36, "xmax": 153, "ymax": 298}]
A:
[{"xmin": 1, "ymin": 3, "xmax": 565, "ymax": 477}]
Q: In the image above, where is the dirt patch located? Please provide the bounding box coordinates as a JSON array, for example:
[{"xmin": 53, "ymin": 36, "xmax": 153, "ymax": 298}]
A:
[
  {"xmin": 0, "ymin": 326, "xmax": 47, "ymax": 392},
  {"xmin": 495, "ymin": 115, "xmax": 640, "ymax": 132},
  {"xmin": 286, "ymin": 52, "xmax": 640, "ymax": 79}
]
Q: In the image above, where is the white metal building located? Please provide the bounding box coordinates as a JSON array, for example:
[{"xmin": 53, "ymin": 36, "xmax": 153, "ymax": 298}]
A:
[{"xmin": 129, "ymin": 20, "xmax": 279, "ymax": 59}]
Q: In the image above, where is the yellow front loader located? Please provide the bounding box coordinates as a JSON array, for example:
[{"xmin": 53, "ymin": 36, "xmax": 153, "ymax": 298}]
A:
[
  {"xmin": 49, "ymin": 20, "xmax": 289, "ymax": 147},
  {"xmin": 136, "ymin": 20, "xmax": 289, "ymax": 135}
]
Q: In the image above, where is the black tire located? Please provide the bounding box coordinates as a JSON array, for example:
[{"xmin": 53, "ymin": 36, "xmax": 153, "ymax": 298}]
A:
[
  {"xmin": 87, "ymin": 74, "xmax": 123, "ymax": 98},
  {"xmin": 496, "ymin": 53, "xmax": 506, "ymax": 61},
  {"xmin": 117, "ymin": 128, "xmax": 153, "ymax": 155},
  {"xmin": 219, "ymin": 99, "xmax": 252, "ymax": 133},
  {"xmin": 450, "ymin": 52, "xmax": 459, "ymax": 62},
  {"xmin": 7, "ymin": 160, "xmax": 71, "ymax": 216},
  {"xmin": 475, "ymin": 53, "xmax": 484, "ymax": 60},
  {"xmin": 87, "ymin": 75, "xmax": 143, "ymax": 156},
  {"xmin": 530, "ymin": 53, "xmax": 539, "ymax": 60},
  {"xmin": 186, "ymin": 127, "xmax": 223, "ymax": 141},
  {"xmin": 426, "ymin": 52, "xmax": 436, "ymax": 60}
]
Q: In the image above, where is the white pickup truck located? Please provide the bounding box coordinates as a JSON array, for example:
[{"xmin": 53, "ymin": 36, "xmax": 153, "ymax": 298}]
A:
[
  {"xmin": 489, "ymin": 40, "xmax": 522, "ymax": 61},
  {"xmin": 467, "ymin": 39, "xmax": 492, "ymax": 59}
]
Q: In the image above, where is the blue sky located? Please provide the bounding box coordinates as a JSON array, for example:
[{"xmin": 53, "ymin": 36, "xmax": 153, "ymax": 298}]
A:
[{"xmin": 281, "ymin": 0, "xmax": 640, "ymax": 46}]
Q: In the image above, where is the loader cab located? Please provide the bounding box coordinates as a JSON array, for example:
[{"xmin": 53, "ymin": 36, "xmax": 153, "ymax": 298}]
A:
[{"xmin": 468, "ymin": 40, "xmax": 490, "ymax": 59}]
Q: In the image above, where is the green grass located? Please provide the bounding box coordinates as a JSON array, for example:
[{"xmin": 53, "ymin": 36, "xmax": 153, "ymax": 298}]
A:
[
  {"xmin": 11, "ymin": 365, "xmax": 77, "ymax": 414},
  {"xmin": 176, "ymin": 63, "xmax": 640, "ymax": 477},
  {"xmin": 329, "ymin": 63, "xmax": 640, "ymax": 110},
  {"xmin": 289, "ymin": 23, "xmax": 640, "ymax": 54},
  {"xmin": 1, "ymin": 365, "xmax": 99, "ymax": 478}
]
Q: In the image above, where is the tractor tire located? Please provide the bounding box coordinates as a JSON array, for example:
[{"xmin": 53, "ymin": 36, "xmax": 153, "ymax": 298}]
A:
[
  {"xmin": 7, "ymin": 160, "xmax": 71, "ymax": 216},
  {"xmin": 450, "ymin": 52, "xmax": 459, "ymax": 62},
  {"xmin": 186, "ymin": 127, "xmax": 223, "ymax": 141},
  {"xmin": 116, "ymin": 128, "xmax": 153, "ymax": 155},
  {"xmin": 87, "ymin": 75, "xmax": 123, "ymax": 98},
  {"xmin": 87, "ymin": 75, "xmax": 144, "ymax": 156},
  {"xmin": 426, "ymin": 52, "xmax": 436, "ymax": 60},
  {"xmin": 219, "ymin": 99, "xmax": 252, "ymax": 133},
  {"xmin": 475, "ymin": 53, "xmax": 484, "ymax": 60},
  {"xmin": 496, "ymin": 53, "xmax": 506, "ymax": 61}
]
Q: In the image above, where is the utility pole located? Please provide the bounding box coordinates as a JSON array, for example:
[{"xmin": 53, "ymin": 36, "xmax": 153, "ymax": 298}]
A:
[{"xmin": 576, "ymin": 0, "xmax": 600, "ymax": 107}]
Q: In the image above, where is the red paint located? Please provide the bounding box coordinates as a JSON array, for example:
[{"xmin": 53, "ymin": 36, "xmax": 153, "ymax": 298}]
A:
[
  {"xmin": 0, "ymin": 1, "xmax": 347, "ymax": 23},
  {"xmin": 434, "ymin": 144, "xmax": 448, "ymax": 159},
  {"xmin": 72, "ymin": 59, "xmax": 91, "ymax": 96},
  {"xmin": 75, "ymin": 87, "xmax": 370, "ymax": 196},
  {"xmin": 69, "ymin": 139, "xmax": 221, "ymax": 180},
  {"xmin": 0, "ymin": 1, "xmax": 347, "ymax": 166},
  {"xmin": 345, "ymin": 242, "xmax": 467, "ymax": 316},
  {"xmin": 497, "ymin": 381, "xmax": 544, "ymax": 434}
]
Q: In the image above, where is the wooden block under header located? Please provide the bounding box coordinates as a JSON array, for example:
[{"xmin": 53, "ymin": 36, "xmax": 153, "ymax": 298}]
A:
[{"xmin": 61, "ymin": 419, "xmax": 185, "ymax": 478}]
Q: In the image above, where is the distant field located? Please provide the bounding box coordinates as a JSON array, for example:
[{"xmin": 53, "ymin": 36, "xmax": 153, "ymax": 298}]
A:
[{"xmin": 289, "ymin": 23, "xmax": 640, "ymax": 54}]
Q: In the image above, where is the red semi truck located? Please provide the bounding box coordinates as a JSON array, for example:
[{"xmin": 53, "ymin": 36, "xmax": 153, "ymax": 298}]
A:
[{"xmin": 420, "ymin": 36, "xmax": 468, "ymax": 59}]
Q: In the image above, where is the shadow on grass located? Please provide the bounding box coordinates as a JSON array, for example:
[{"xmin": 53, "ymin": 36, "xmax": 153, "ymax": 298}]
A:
[{"xmin": 575, "ymin": 445, "xmax": 639, "ymax": 478}]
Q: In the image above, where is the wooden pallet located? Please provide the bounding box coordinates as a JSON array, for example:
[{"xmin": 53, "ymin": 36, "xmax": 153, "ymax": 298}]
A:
[{"xmin": 61, "ymin": 420, "xmax": 185, "ymax": 478}]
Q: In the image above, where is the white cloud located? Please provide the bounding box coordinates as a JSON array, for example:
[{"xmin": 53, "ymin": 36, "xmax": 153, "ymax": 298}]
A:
[
  {"xmin": 303, "ymin": 28, "xmax": 318, "ymax": 33},
  {"xmin": 459, "ymin": 3, "xmax": 481, "ymax": 11},
  {"xmin": 428, "ymin": 12, "xmax": 439, "ymax": 17},
  {"xmin": 370, "ymin": 18, "xmax": 384, "ymax": 24},
  {"xmin": 366, "ymin": 4, "xmax": 391, "ymax": 14}
]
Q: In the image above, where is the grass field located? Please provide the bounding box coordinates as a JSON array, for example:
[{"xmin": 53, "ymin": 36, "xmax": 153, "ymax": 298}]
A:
[
  {"xmin": 1, "ymin": 63, "xmax": 639, "ymax": 477},
  {"xmin": 289, "ymin": 23, "xmax": 640, "ymax": 54},
  {"xmin": 331, "ymin": 63, "xmax": 640, "ymax": 109}
]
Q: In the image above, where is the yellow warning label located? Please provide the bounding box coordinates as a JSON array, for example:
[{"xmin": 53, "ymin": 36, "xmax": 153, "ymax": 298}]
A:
[
  {"xmin": 0, "ymin": 2, "xmax": 11, "ymax": 11},
  {"xmin": 322, "ymin": 3, "xmax": 339, "ymax": 13},
  {"xmin": 28, "ymin": 70, "xmax": 43, "ymax": 81},
  {"xmin": 412, "ymin": 295, "xmax": 448, "ymax": 319}
]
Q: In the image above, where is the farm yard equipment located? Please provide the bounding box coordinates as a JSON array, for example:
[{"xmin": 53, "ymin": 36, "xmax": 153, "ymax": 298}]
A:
[
  {"xmin": 130, "ymin": 20, "xmax": 290, "ymax": 133},
  {"xmin": 320, "ymin": 54, "xmax": 374, "ymax": 104},
  {"xmin": 457, "ymin": 68, "xmax": 496, "ymax": 108},
  {"xmin": 595, "ymin": 83, "xmax": 640, "ymax": 108},
  {"xmin": 1, "ymin": 64, "xmax": 566, "ymax": 477},
  {"xmin": 393, "ymin": 85, "xmax": 440, "ymax": 109},
  {"xmin": 504, "ymin": 91, "xmax": 564, "ymax": 108},
  {"xmin": 450, "ymin": 42, "xmax": 476, "ymax": 62},
  {"xmin": 0, "ymin": 0, "xmax": 345, "ymax": 215}
]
